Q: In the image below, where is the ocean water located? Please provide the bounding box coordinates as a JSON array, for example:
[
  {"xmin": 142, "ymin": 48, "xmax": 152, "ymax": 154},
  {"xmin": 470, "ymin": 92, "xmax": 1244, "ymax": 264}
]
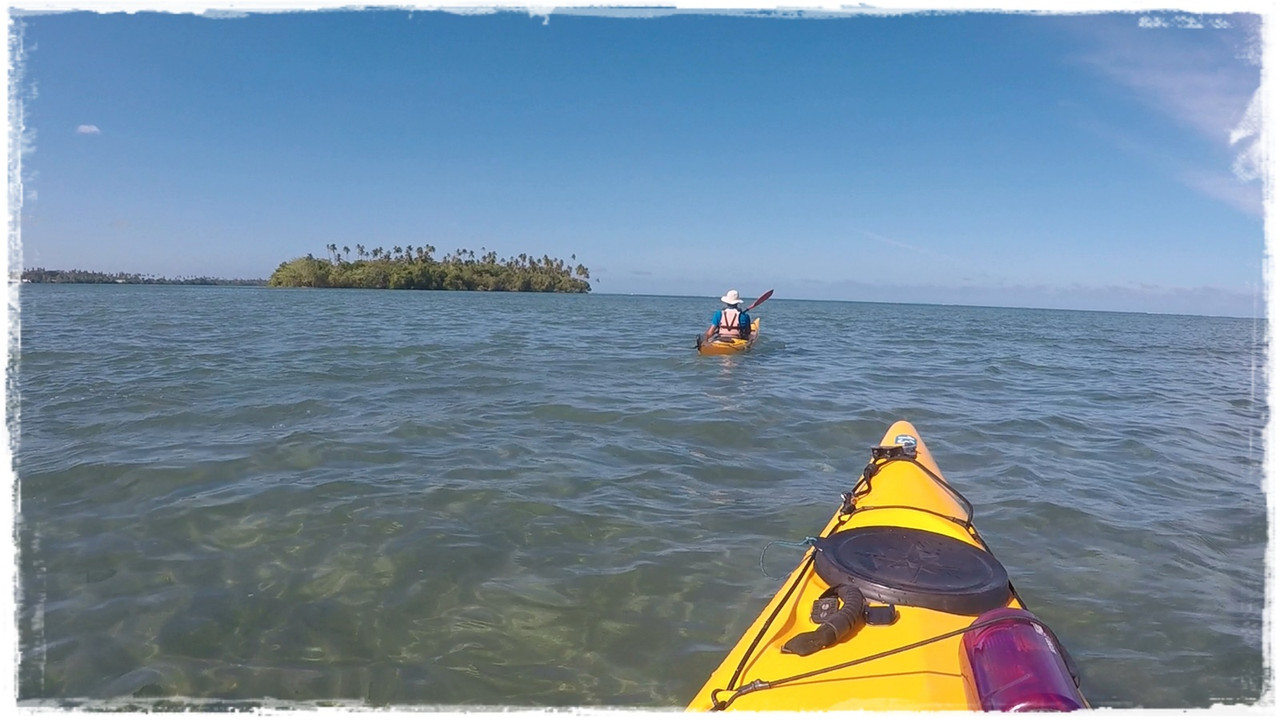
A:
[{"xmin": 9, "ymin": 284, "xmax": 1269, "ymax": 709}]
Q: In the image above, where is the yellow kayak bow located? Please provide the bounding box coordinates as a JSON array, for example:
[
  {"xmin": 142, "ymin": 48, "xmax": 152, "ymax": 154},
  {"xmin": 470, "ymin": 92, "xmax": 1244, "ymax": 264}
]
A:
[{"xmin": 687, "ymin": 421, "xmax": 1087, "ymax": 711}]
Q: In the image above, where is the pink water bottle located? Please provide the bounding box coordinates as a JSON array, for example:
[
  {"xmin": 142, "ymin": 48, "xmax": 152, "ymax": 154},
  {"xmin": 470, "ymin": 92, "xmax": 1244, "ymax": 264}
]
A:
[{"xmin": 961, "ymin": 607, "xmax": 1087, "ymax": 711}]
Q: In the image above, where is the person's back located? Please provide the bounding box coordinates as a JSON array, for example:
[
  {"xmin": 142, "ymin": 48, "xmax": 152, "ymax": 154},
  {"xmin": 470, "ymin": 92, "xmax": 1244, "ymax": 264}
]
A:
[{"xmin": 707, "ymin": 289, "xmax": 752, "ymax": 341}]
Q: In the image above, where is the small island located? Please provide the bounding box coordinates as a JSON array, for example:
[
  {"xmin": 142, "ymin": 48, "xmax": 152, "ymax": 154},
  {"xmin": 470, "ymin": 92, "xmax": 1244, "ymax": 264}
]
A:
[{"xmin": 267, "ymin": 244, "xmax": 591, "ymax": 293}]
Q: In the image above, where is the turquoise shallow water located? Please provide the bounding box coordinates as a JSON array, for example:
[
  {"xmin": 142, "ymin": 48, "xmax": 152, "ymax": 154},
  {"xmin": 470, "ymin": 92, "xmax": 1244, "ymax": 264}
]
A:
[{"xmin": 10, "ymin": 284, "xmax": 1269, "ymax": 709}]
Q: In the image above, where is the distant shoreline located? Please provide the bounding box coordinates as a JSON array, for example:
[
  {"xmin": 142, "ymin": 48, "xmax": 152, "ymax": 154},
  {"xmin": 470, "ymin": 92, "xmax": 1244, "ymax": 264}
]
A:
[{"xmin": 20, "ymin": 269, "xmax": 267, "ymax": 286}]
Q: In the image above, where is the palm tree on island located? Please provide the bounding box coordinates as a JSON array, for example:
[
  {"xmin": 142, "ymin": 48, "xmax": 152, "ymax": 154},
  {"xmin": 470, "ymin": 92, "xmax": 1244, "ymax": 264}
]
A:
[{"xmin": 266, "ymin": 245, "xmax": 591, "ymax": 292}]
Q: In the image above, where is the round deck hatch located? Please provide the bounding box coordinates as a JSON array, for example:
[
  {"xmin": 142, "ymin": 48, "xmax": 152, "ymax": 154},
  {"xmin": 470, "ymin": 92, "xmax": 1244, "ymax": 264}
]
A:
[{"xmin": 811, "ymin": 526, "xmax": 1012, "ymax": 615}]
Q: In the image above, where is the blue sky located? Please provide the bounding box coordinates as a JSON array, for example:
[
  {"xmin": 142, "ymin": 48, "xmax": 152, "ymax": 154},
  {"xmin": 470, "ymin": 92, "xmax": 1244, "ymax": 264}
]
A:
[{"xmin": 5, "ymin": 2, "xmax": 1271, "ymax": 317}]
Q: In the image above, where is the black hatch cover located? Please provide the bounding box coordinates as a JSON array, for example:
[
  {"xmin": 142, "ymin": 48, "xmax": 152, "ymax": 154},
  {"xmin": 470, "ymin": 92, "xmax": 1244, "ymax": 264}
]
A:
[{"xmin": 811, "ymin": 527, "xmax": 1012, "ymax": 615}]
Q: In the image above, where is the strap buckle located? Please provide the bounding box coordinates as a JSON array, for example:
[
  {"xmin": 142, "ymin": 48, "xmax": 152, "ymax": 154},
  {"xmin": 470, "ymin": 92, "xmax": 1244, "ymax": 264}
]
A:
[{"xmin": 870, "ymin": 443, "xmax": 916, "ymax": 461}]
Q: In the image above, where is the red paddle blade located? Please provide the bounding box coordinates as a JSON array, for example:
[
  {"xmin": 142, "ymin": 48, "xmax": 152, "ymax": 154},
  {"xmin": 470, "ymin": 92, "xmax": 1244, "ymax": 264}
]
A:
[{"xmin": 746, "ymin": 289, "xmax": 774, "ymax": 312}]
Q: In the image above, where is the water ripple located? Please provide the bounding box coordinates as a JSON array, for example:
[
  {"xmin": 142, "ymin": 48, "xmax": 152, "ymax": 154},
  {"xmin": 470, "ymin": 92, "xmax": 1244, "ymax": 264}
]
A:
[{"xmin": 13, "ymin": 286, "xmax": 1267, "ymax": 709}]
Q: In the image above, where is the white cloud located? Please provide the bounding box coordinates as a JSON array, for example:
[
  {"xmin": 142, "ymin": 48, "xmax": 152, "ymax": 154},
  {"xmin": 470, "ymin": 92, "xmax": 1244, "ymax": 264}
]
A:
[
  {"xmin": 1072, "ymin": 17, "xmax": 1264, "ymax": 214},
  {"xmin": 1230, "ymin": 87, "xmax": 1262, "ymax": 183},
  {"xmin": 1178, "ymin": 168, "xmax": 1264, "ymax": 216},
  {"xmin": 76, "ymin": 124, "xmax": 100, "ymax": 135},
  {"xmin": 1081, "ymin": 30, "xmax": 1259, "ymax": 145}
]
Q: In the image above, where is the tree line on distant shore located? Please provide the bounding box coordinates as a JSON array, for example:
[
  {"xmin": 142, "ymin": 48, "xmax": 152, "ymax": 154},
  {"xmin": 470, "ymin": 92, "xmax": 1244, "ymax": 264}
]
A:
[
  {"xmin": 267, "ymin": 244, "xmax": 591, "ymax": 293},
  {"xmin": 20, "ymin": 268, "xmax": 266, "ymax": 285}
]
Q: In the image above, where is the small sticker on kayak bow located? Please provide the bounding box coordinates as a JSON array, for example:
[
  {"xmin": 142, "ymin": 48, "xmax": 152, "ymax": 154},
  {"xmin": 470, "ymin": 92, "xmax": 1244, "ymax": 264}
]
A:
[{"xmin": 894, "ymin": 434, "xmax": 917, "ymax": 448}]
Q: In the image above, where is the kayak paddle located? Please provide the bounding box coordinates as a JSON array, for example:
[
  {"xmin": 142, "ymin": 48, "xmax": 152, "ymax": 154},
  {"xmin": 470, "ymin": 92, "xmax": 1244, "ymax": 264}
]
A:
[{"xmin": 745, "ymin": 289, "xmax": 774, "ymax": 312}]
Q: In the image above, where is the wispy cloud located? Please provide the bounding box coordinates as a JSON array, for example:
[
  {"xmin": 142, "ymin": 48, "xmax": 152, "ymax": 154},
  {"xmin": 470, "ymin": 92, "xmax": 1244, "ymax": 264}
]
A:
[
  {"xmin": 790, "ymin": 276, "xmax": 1262, "ymax": 318},
  {"xmin": 859, "ymin": 228, "xmax": 928, "ymax": 254},
  {"xmin": 1071, "ymin": 15, "xmax": 1262, "ymax": 212},
  {"xmin": 1177, "ymin": 166, "xmax": 1263, "ymax": 216},
  {"xmin": 75, "ymin": 124, "xmax": 100, "ymax": 135},
  {"xmin": 1229, "ymin": 86, "xmax": 1262, "ymax": 183},
  {"xmin": 857, "ymin": 229, "xmax": 1002, "ymax": 283},
  {"xmin": 1077, "ymin": 17, "xmax": 1260, "ymax": 142}
]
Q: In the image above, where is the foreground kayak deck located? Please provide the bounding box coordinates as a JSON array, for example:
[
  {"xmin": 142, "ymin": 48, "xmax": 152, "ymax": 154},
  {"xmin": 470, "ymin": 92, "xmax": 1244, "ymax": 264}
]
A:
[
  {"xmin": 687, "ymin": 421, "xmax": 1086, "ymax": 711},
  {"xmin": 697, "ymin": 318, "xmax": 761, "ymax": 355}
]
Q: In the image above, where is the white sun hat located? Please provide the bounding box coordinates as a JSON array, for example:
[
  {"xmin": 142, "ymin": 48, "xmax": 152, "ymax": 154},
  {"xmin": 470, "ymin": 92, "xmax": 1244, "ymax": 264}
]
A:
[{"xmin": 720, "ymin": 289, "xmax": 743, "ymax": 305}]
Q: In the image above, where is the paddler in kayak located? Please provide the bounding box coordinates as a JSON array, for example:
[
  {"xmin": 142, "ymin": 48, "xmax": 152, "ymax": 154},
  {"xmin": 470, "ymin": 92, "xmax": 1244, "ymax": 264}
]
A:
[{"xmin": 704, "ymin": 289, "xmax": 754, "ymax": 343}]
